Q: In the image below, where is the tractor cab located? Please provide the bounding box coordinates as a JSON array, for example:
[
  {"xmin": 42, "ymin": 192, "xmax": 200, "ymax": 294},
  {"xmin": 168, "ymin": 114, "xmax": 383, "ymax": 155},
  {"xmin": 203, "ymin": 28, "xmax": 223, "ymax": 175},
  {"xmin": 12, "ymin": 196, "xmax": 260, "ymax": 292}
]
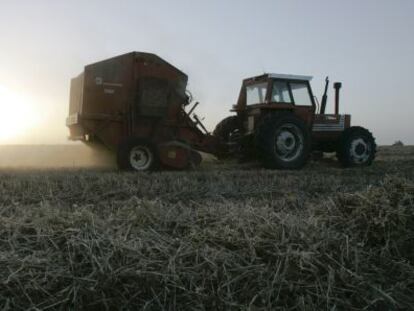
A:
[
  {"xmin": 233, "ymin": 73, "xmax": 317, "ymax": 134},
  {"xmin": 234, "ymin": 73, "xmax": 316, "ymax": 111}
]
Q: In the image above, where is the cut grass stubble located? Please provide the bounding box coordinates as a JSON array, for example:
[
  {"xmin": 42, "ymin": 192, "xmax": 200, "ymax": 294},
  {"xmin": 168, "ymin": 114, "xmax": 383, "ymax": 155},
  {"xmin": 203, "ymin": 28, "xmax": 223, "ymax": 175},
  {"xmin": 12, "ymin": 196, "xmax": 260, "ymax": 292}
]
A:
[{"xmin": 0, "ymin": 146, "xmax": 414, "ymax": 310}]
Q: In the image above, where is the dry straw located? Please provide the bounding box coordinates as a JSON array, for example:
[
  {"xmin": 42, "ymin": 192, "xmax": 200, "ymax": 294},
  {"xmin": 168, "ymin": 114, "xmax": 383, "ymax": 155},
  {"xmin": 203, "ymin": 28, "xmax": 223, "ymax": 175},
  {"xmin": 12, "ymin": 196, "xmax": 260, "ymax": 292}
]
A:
[{"xmin": 0, "ymin": 148, "xmax": 413, "ymax": 310}]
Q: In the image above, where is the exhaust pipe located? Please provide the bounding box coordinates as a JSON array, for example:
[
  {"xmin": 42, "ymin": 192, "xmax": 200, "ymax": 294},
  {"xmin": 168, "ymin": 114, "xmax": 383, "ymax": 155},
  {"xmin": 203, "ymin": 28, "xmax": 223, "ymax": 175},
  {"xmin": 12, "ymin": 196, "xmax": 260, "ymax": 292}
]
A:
[
  {"xmin": 320, "ymin": 77, "xmax": 329, "ymax": 114},
  {"xmin": 333, "ymin": 82, "xmax": 342, "ymax": 115}
]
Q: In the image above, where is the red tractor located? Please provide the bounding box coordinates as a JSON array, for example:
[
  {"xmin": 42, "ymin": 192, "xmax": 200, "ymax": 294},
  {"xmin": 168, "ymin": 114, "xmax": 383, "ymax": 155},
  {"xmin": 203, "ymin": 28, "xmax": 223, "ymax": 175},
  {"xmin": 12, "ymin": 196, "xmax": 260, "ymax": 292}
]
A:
[{"xmin": 214, "ymin": 73, "xmax": 376, "ymax": 169}]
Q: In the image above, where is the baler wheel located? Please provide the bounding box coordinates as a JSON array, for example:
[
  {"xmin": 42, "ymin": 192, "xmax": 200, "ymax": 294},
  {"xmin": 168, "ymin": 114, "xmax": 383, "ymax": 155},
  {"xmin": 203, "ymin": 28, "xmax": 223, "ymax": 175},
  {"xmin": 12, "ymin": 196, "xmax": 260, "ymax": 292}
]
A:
[
  {"xmin": 337, "ymin": 126, "xmax": 376, "ymax": 167},
  {"xmin": 117, "ymin": 138, "xmax": 158, "ymax": 171},
  {"xmin": 255, "ymin": 114, "xmax": 311, "ymax": 169}
]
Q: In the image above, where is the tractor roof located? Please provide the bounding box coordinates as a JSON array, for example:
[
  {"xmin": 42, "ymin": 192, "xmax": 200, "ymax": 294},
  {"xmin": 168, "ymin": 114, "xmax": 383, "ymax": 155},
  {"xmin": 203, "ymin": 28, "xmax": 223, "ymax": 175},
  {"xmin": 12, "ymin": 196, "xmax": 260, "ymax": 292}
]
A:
[
  {"xmin": 244, "ymin": 73, "xmax": 313, "ymax": 83},
  {"xmin": 268, "ymin": 73, "xmax": 313, "ymax": 81}
]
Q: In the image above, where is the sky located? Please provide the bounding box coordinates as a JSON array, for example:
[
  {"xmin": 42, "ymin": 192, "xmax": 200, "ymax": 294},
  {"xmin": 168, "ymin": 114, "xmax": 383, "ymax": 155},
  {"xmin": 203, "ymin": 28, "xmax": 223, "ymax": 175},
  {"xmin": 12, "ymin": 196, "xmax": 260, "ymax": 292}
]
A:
[{"xmin": 0, "ymin": 0, "xmax": 413, "ymax": 145}]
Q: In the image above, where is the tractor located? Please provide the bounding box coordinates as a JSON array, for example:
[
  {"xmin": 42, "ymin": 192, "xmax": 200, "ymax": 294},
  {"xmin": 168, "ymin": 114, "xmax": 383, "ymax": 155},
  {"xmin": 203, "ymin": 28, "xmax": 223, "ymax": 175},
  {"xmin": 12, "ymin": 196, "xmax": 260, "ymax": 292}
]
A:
[{"xmin": 214, "ymin": 73, "xmax": 376, "ymax": 169}]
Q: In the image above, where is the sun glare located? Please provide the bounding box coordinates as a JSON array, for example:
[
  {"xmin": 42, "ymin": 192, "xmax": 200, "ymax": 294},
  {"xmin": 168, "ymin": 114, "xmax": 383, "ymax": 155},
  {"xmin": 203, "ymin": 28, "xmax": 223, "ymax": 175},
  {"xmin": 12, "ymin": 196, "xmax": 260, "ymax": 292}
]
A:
[{"xmin": 0, "ymin": 85, "xmax": 40, "ymax": 143}]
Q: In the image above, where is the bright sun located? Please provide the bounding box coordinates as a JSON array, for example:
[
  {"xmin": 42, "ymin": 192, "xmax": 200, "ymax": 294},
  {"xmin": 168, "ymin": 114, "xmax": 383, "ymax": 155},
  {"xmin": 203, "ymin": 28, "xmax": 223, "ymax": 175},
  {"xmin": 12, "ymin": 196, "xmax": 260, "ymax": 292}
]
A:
[{"xmin": 0, "ymin": 85, "xmax": 40, "ymax": 143}]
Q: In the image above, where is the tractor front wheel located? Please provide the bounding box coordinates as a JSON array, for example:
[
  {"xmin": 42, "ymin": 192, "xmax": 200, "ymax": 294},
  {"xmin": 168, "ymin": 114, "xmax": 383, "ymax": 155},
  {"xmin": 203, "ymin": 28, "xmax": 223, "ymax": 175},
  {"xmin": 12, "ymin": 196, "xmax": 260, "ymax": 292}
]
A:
[
  {"xmin": 117, "ymin": 138, "xmax": 158, "ymax": 171},
  {"xmin": 255, "ymin": 114, "xmax": 311, "ymax": 169},
  {"xmin": 337, "ymin": 126, "xmax": 376, "ymax": 167}
]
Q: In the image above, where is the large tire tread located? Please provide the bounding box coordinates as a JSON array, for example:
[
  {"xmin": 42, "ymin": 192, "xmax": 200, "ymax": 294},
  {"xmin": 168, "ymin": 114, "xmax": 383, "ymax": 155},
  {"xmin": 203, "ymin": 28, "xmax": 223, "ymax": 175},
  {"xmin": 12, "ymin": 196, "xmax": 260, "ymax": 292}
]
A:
[
  {"xmin": 117, "ymin": 138, "xmax": 159, "ymax": 171},
  {"xmin": 336, "ymin": 126, "xmax": 376, "ymax": 167},
  {"xmin": 213, "ymin": 116, "xmax": 239, "ymax": 139},
  {"xmin": 255, "ymin": 113, "xmax": 311, "ymax": 169}
]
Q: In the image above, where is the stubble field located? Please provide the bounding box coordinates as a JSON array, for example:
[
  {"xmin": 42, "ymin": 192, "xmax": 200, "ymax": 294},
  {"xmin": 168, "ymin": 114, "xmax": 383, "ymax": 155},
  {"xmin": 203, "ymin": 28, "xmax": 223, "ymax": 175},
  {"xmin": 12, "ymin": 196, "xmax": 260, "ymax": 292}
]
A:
[{"xmin": 0, "ymin": 146, "xmax": 413, "ymax": 310}]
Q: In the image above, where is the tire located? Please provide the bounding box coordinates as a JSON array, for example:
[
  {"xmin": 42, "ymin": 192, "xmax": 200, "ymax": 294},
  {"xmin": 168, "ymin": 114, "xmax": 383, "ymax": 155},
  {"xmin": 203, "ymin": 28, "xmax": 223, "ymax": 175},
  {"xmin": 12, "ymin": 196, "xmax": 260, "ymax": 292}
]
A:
[
  {"xmin": 337, "ymin": 126, "xmax": 376, "ymax": 167},
  {"xmin": 213, "ymin": 116, "xmax": 240, "ymax": 159},
  {"xmin": 117, "ymin": 138, "xmax": 158, "ymax": 171},
  {"xmin": 255, "ymin": 113, "xmax": 311, "ymax": 169}
]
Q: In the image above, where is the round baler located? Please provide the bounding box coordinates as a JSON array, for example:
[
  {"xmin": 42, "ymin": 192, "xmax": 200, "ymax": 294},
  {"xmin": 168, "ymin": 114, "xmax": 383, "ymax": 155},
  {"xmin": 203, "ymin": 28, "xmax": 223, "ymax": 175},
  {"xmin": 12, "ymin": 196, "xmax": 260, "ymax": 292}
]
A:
[{"xmin": 66, "ymin": 52, "xmax": 220, "ymax": 171}]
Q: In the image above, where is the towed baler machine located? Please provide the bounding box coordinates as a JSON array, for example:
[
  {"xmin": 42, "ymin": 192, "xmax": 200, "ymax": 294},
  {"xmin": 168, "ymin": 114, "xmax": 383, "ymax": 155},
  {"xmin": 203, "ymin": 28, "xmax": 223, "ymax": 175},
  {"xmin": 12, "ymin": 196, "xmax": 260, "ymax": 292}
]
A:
[{"xmin": 66, "ymin": 52, "xmax": 220, "ymax": 170}]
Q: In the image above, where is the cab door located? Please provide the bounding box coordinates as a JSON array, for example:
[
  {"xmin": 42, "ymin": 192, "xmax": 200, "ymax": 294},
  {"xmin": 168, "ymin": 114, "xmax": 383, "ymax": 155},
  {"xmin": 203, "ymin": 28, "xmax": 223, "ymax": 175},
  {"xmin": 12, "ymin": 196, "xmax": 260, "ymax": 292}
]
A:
[
  {"xmin": 290, "ymin": 81, "xmax": 315, "ymax": 127},
  {"xmin": 268, "ymin": 79, "xmax": 316, "ymax": 127}
]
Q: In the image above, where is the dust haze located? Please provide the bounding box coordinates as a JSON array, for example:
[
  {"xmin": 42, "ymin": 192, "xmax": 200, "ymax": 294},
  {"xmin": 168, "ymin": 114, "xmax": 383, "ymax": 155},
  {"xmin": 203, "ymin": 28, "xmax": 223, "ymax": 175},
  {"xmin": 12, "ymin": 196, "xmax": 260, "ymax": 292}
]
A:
[{"xmin": 0, "ymin": 144, "xmax": 116, "ymax": 169}]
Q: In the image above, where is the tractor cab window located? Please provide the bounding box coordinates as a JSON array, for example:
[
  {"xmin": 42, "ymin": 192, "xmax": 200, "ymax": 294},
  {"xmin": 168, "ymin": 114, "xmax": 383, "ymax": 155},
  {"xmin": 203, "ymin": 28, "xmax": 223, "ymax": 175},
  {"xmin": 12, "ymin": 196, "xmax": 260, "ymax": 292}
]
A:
[
  {"xmin": 290, "ymin": 82, "xmax": 312, "ymax": 106},
  {"xmin": 246, "ymin": 82, "xmax": 267, "ymax": 105},
  {"xmin": 271, "ymin": 81, "xmax": 292, "ymax": 103}
]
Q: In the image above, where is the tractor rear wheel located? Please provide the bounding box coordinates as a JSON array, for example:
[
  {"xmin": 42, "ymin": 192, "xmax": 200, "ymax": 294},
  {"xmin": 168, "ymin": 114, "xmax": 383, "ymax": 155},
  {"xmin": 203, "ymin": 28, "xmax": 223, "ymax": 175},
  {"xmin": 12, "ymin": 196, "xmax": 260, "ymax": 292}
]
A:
[
  {"xmin": 213, "ymin": 116, "xmax": 240, "ymax": 159},
  {"xmin": 255, "ymin": 114, "xmax": 311, "ymax": 169},
  {"xmin": 337, "ymin": 126, "xmax": 376, "ymax": 167},
  {"xmin": 117, "ymin": 138, "xmax": 158, "ymax": 171}
]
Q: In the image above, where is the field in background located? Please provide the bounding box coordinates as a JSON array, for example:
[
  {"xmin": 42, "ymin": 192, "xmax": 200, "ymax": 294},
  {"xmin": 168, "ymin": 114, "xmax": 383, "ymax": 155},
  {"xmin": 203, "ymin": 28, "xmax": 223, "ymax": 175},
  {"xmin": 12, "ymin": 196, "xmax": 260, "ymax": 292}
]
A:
[
  {"xmin": 0, "ymin": 146, "xmax": 413, "ymax": 310},
  {"xmin": 0, "ymin": 144, "xmax": 115, "ymax": 168},
  {"xmin": 0, "ymin": 144, "xmax": 412, "ymax": 169}
]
